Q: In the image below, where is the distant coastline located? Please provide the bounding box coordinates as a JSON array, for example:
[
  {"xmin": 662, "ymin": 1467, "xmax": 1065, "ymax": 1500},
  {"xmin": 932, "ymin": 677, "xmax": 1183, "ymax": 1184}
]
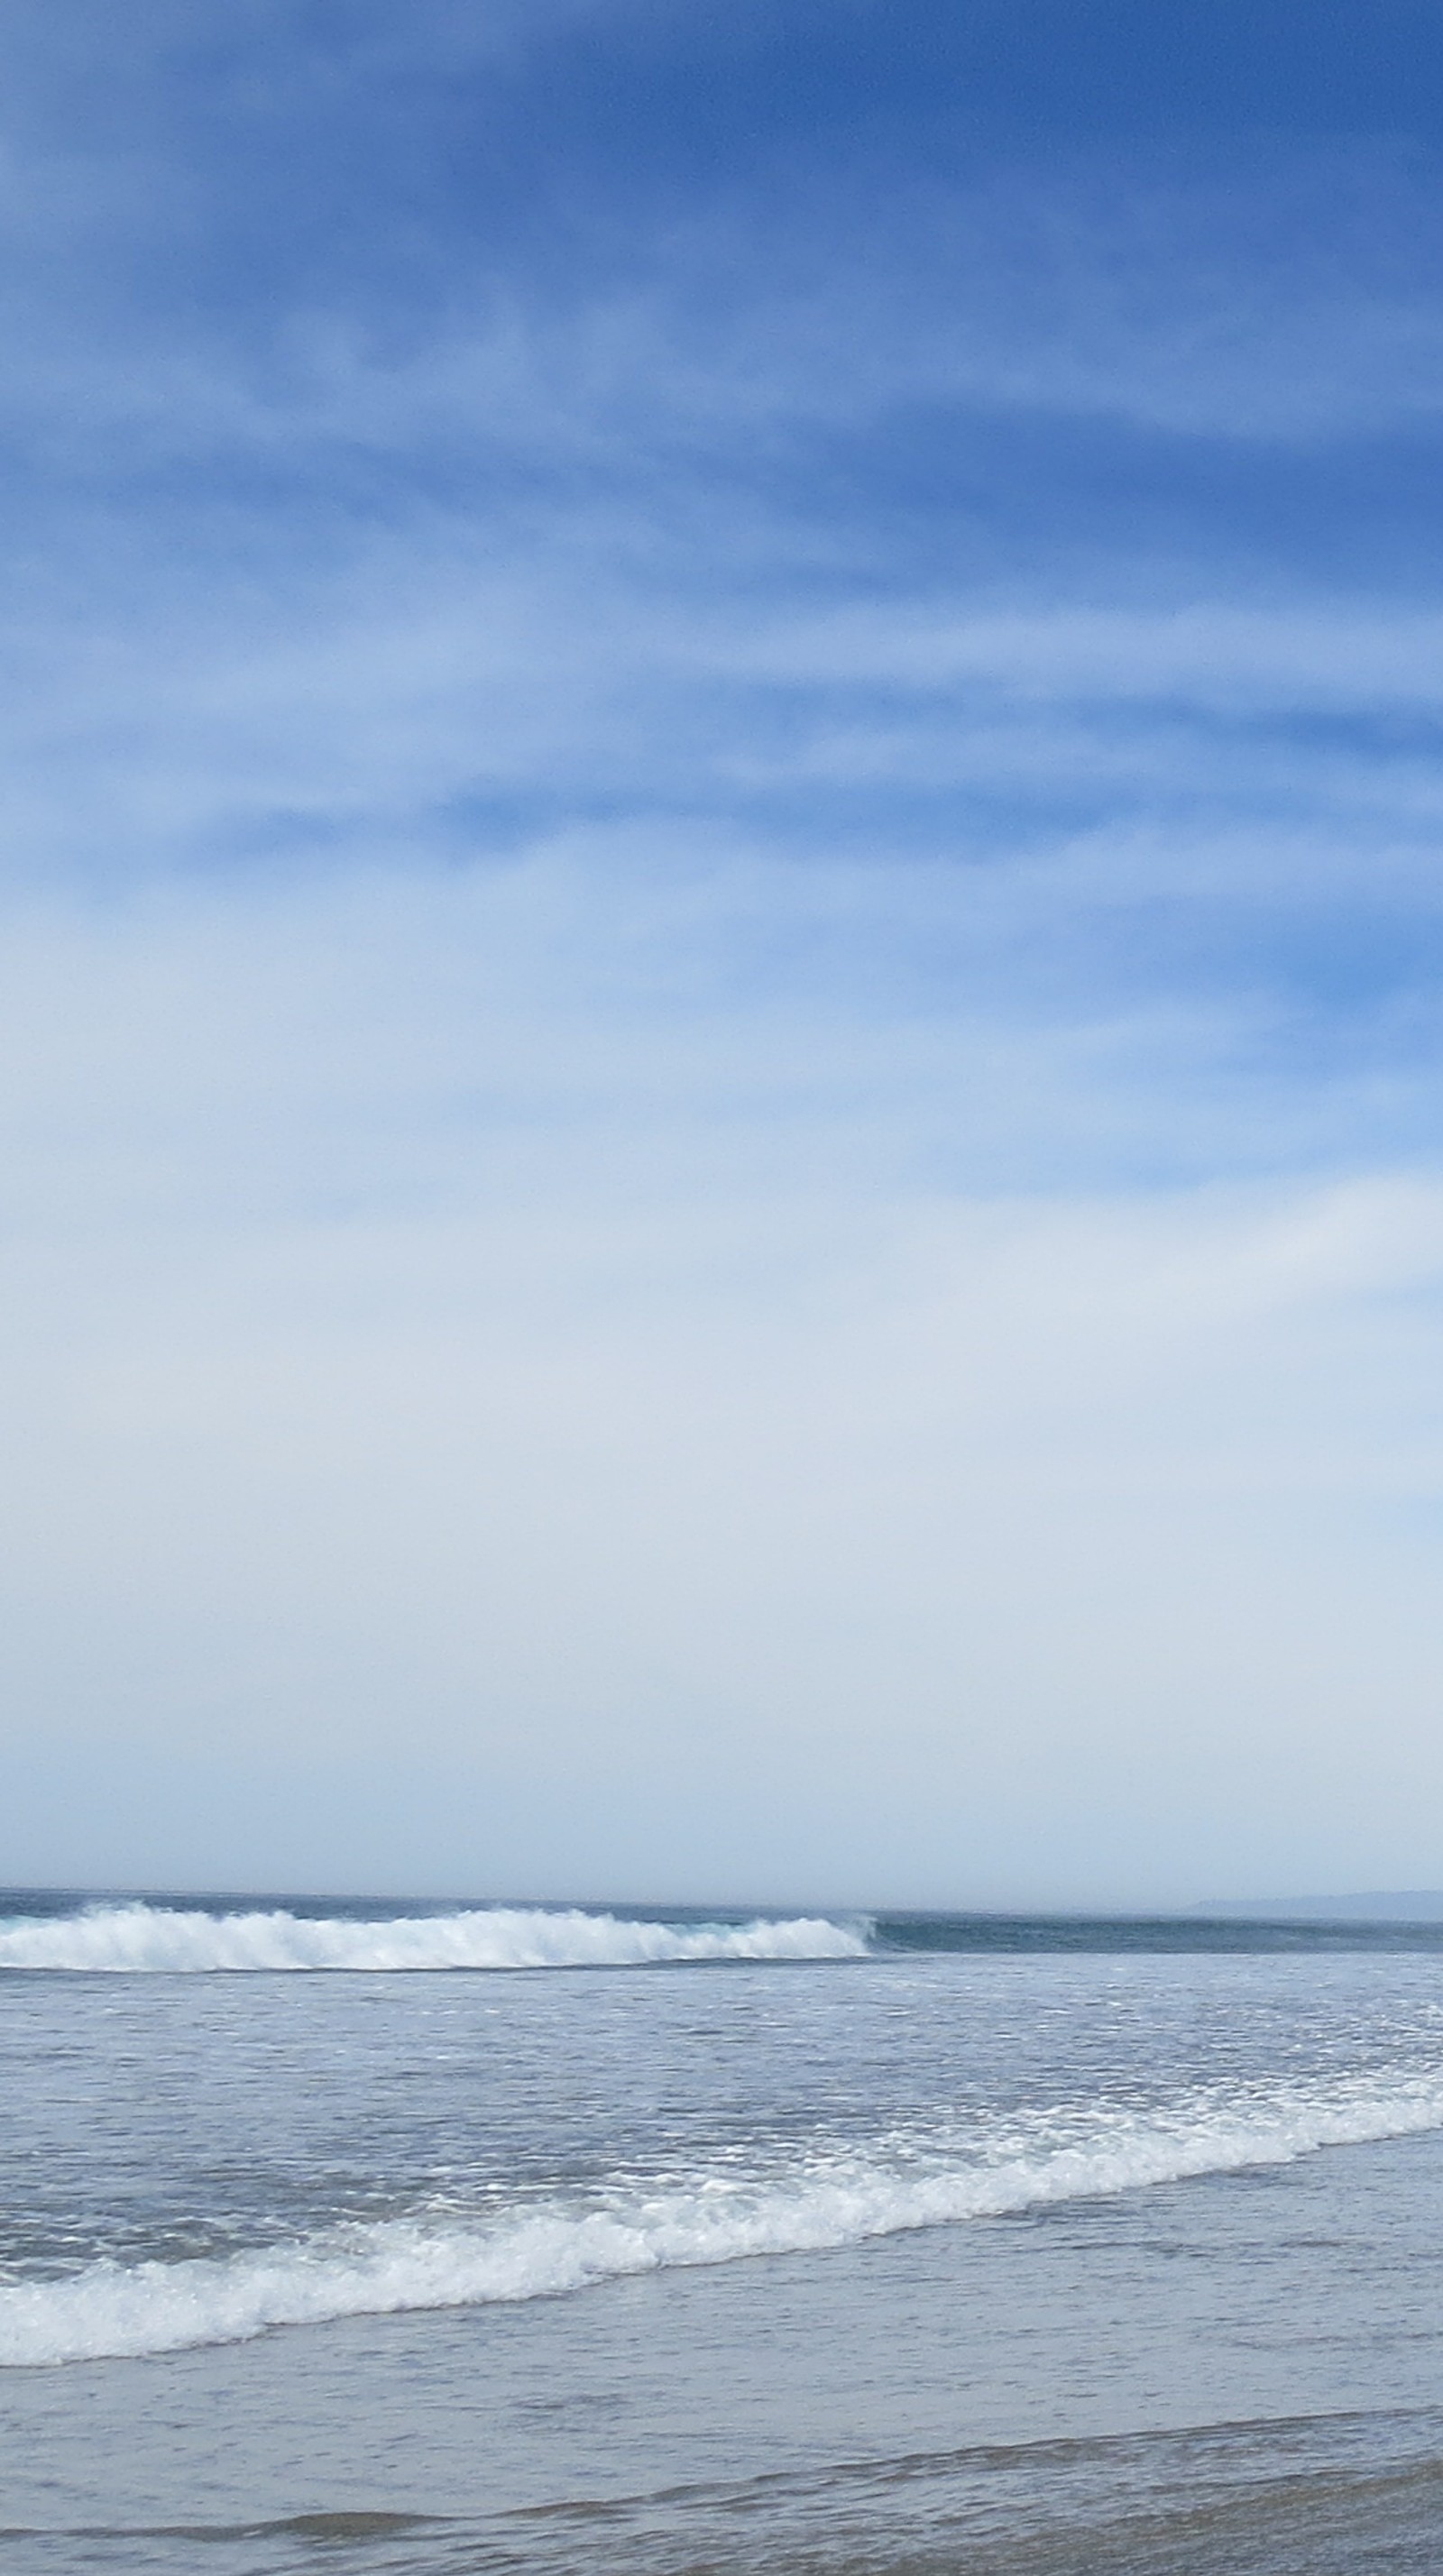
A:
[{"xmin": 1194, "ymin": 1893, "xmax": 1443, "ymax": 1922}]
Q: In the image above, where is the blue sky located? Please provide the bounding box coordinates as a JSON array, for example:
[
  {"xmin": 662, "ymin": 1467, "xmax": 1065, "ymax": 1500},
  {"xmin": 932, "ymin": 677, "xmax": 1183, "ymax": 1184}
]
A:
[{"xmin": 5, "ymin": 1, "xmax": 1443, "ymax": 1903}]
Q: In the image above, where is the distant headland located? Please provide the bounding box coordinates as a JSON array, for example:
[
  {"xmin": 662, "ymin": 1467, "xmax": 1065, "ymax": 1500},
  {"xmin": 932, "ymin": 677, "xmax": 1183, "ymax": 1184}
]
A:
[{"xmin": 1195, "ymin": 1893, "xmax": 1443, "ymax": 1922}]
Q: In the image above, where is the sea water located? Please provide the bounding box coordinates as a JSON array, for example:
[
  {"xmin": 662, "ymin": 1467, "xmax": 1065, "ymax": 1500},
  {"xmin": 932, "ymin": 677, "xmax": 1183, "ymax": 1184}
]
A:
[{"xmin": 6, "ymin": 1897, "xmax": 1443, "ymax": 2571}]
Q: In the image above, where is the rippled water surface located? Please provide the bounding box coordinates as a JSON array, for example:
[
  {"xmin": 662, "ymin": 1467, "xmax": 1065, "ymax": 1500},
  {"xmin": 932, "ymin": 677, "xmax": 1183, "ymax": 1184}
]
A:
[{"xmin": 6, "ymin": 1894, "xmax": 1443, "ymax": 2571}]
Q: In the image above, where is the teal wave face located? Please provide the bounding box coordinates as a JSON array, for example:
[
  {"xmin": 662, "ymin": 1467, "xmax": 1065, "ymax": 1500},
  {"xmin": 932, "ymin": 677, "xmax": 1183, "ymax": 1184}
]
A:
[{"xmin": 872, "ymin": 1911, "xmax": 1443, "ymax": 1954}]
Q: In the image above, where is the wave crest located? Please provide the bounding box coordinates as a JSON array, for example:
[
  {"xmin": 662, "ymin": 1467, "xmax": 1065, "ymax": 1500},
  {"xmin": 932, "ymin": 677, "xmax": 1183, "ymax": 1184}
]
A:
[
  {"xmin": 0, "ymin": 1902, "xmax": 869, "ymax": 1975},
  {"xmin": 6, "ymin": 2072, "xmax": 1443, "ymax": 2365}
]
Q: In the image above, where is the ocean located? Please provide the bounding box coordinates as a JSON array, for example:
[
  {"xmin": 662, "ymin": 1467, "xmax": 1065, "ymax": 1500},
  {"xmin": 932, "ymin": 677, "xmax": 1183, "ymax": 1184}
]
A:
[{"xmin": 7, "ymin": 1895, "xmax": 1443, "ymax": 2572}]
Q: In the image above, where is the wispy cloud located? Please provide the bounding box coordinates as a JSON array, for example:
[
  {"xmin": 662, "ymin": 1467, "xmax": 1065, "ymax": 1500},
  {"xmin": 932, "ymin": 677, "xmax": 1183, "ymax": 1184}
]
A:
[{"xmin": 4, "ymin": 2, "xmax": 1443, "ymax": 1896}]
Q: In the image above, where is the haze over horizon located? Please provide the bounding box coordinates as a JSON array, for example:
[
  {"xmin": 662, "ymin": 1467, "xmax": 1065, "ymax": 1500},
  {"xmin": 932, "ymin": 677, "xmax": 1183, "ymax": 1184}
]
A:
[{"xmin": 5, "ymin": 2, "xmax": 1443, "ymax": 1909}]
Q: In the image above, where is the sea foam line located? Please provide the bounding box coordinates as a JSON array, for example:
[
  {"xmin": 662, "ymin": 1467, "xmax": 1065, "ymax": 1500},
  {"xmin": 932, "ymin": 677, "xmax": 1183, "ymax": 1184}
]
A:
[
  {"xmin": 5, "ymin": 2072, "xmax": 1443, "ymax": 2366},
  {"xmin": 0, "ymin": 1902, "xmax": 869, "ymax": 1975}
]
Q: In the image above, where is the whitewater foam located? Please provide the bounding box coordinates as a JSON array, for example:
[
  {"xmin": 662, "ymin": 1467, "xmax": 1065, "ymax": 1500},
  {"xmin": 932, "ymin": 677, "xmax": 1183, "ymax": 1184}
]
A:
[
  {"xmin": 6, "ymin": 2071, "xmax": 1443, "ymax": 2366},
  {"xmin": 0, "ymin": 1902, "xmax": 869, "ymax": 1975}
]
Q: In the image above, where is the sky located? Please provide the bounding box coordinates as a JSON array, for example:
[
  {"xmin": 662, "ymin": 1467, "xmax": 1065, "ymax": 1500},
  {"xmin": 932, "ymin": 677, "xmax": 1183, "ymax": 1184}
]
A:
[{"xmin": 5, "ymin": 0, "xmax": 1443, "ymax": 1908}]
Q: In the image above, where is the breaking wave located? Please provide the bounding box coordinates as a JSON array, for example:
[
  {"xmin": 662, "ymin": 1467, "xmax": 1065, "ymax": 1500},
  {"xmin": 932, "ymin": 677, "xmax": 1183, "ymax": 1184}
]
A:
[
  {"xmin": 0, "ymin": 1902, "xmax": 869, "ymax": 1975},
  {"xmin": 6, "ymin": 2071, "xmax": 1443, "ymax": 2366}
]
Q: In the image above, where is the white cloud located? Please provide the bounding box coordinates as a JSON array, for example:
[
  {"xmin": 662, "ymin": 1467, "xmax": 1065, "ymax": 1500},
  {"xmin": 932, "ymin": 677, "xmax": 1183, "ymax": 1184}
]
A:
[
  {"xmin": 3, "ymin": 861, "xmax": 1442, "ymax": 1900},
  {"xmin": 3, "ymin": 8, "xmax": 1443, "ymax": 1899}
]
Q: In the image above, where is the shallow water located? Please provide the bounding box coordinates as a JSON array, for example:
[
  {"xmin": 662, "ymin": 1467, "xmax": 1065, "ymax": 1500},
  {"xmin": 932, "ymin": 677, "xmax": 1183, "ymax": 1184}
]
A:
[{"xmin": 6, "ymin": 1896, "xmax": 1443, "ymax": 2571}]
